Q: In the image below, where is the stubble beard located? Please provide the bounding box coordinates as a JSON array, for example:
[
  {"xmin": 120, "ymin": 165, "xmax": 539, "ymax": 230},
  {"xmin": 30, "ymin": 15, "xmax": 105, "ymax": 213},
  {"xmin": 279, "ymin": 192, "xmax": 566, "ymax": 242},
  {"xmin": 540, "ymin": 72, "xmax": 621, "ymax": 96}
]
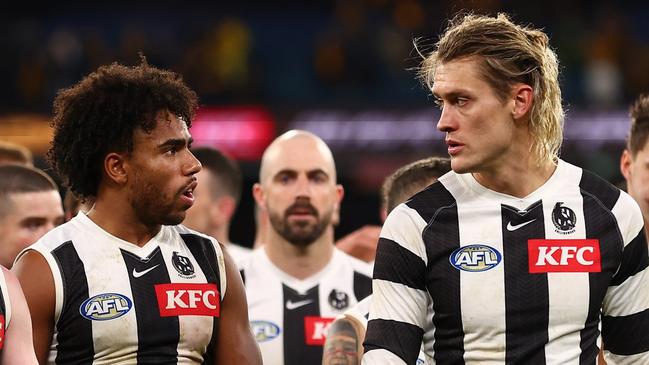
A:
[
  {"xmin": 268, "ymin": 206, "xmax": 332, "ymax": 248},
  {"xmin": 130, "ymin": 172, "xmax": 184, "ymax": 227}
]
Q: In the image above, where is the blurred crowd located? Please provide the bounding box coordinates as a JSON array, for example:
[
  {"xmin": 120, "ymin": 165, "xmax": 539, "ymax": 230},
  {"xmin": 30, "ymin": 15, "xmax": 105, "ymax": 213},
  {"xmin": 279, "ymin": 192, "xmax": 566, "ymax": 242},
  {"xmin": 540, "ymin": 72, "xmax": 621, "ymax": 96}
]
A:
[{"xmin": 2, "ymin": 0, "xmax": 649, "ymax": 113}]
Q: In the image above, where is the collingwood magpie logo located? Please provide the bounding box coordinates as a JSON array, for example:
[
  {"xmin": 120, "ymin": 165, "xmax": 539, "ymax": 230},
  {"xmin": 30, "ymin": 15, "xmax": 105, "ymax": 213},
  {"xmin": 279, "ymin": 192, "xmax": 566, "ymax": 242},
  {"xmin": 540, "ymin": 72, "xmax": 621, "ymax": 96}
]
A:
[
  {"xmin": 328, "ymin": 289, "xmax": 349, "ymax": 310},
  {"xmin": 172, "ymin": 251, "xmax": 195, "ymax": 278},
  {"xmin": 552, "ymin": 202, "xmax": 576, "ymax": 234}
]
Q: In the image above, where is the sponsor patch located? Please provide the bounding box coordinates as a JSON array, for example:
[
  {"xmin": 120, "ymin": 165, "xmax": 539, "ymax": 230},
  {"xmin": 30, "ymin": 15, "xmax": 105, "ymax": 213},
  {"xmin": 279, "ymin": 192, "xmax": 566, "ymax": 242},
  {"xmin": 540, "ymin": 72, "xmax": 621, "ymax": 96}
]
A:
[
  {"xmin": 449, "ymin": 244, "xmax": 502, "ymax": 272},
  {"xmin": 304, "ymin": 316, "xmax": 335, "ymax": 345},
  {"xmin": 155, "ymin": 283, "xmax": 220, "ymax": 317},
  {"xmin": 251, "ymin": 320, "xmax": 281, "ymax": 342},
  {"xmin": 528, "ymin": 239, "xmax": 601, "ymax": 273},
  {"xmin": 79, "ymin": 293, "xmax": 132, "ymax": 321}
]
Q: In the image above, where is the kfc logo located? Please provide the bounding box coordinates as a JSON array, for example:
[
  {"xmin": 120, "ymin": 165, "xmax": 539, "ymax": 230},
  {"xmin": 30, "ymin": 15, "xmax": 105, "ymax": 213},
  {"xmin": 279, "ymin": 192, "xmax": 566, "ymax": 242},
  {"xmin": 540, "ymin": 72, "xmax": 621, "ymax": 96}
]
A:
[
  {"xmin": 528, "ymin": 239, "xmax": 601, "ymax": 273},
  {"xmin": 155, "ymin": 283, "xmax": 220, "ymax": 317},
  {"xmin": 304, "ymin": 316, "xmax": 335, "ymax": 346}
]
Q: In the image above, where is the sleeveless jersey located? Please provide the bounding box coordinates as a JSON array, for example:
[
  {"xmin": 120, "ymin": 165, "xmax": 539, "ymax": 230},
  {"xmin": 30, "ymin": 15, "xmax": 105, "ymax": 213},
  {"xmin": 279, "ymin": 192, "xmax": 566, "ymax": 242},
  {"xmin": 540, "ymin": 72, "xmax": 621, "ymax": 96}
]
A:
[
  {"xmin": 363, "ymin": 159, "xmax": 649, "ymax": 364},
  {"xmin": 21, "ymin": 212, "xmax": 227, "ymax": 364},
  {"xmin": 239, "ymin": 247, "xmax": 372, "ymax": 365}
]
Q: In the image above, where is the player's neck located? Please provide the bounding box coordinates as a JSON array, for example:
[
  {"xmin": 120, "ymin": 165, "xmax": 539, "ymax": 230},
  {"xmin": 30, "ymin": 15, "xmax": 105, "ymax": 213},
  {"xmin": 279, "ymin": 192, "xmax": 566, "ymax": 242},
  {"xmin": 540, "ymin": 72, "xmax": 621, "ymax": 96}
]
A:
[
  {"xmin": 472, "ymin": 152, "xmax": 556, "ymax": 199},
  {"xmin": 265, "ymin": 232, "xmax": 334, "ymax": 280},
  {"xmin": 87, "ymin": 192, "xmax": 161, "ymax": 247},
  {"xmin": 206, "ymin": 225, "xmax": 228, "ymax": 245}
]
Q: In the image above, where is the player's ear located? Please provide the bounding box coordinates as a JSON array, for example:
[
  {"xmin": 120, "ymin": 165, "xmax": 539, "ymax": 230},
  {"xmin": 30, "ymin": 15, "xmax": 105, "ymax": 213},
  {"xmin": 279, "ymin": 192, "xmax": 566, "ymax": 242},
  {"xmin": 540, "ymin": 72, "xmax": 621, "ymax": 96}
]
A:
[
  {"xmin": 252, "ymin": 183, "xmax": 265, "ymax": 209},
  {"xmin": 105, "ymin": 152, "xmax": 128, "ymax": 185},
  {"xmin": 620, "ymin": 149, "xmax": 632, "ymax": 180},
  {"xmin": 511, "ymin": 84, "xmax": 533, "ymax": 120}
]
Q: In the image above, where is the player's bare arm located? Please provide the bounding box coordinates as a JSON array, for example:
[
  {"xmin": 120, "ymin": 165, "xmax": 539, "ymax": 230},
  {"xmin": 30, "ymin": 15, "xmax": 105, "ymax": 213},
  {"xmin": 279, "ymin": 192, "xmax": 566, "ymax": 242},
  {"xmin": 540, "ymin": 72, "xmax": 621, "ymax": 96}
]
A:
[
  {"xmin": 0, "ymin": 266, "xmax": 38, "ymax": 364},
  {"xmin": 214, "ymin": 246, "xmax": 262, "ymax": 364},
  {"xmin": 12, "ymin": 250, "xmax": 55, "ymax": 364},
  {"xmin": 322, "ymin": 315, "xmax": 365, "ymax": 365}
]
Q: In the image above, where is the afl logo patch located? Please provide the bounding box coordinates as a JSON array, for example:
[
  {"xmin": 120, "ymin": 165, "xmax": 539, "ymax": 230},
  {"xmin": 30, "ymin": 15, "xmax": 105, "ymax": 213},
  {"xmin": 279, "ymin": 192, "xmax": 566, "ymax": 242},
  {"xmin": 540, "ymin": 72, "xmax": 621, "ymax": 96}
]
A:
[
  {"xmin": 450, "ymin": 244, "xmax": 502, "ymax": 272},
  {"xmin": 552, "ymin": 202, "xmax": 576, "ymax": 234},
  {"xmin": 250, "ymin": 320, "xmax": 281, "ymax": 342},
  {"xmin": 80, "ymin": 293, "xmax": 132, "ymax": 321}
]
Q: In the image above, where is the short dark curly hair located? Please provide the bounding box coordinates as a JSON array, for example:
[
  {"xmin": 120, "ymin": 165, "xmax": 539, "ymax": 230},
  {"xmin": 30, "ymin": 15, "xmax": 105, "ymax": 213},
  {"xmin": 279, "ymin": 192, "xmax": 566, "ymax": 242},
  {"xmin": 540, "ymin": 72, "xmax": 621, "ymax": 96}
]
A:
[{"xmin": 48, "ymin": 60, "xmax": 198, "ymax": 199}]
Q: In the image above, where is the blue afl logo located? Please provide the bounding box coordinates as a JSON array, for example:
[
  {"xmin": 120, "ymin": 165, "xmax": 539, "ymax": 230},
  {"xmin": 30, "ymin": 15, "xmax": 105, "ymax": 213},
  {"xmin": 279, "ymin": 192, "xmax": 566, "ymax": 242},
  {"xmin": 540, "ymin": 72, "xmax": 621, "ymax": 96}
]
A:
[
  {"xmin": 80, "ymin": 293, "xmax": 132, "ymax": 321},
  {"xmin": 250, "ymin": 320, "xmax": 281, "ymax": 342},
  {"xmin": 450, "ymin": 244, "xmax": 502, "ymax": 272}
]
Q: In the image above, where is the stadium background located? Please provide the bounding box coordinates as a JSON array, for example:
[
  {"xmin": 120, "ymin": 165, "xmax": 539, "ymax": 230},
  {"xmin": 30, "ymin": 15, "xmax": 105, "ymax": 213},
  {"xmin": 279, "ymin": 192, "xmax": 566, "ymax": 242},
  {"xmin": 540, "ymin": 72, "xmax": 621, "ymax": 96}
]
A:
[{"xmin": 1, "ymin": 1, "xmax": 648, "ymax": 246}]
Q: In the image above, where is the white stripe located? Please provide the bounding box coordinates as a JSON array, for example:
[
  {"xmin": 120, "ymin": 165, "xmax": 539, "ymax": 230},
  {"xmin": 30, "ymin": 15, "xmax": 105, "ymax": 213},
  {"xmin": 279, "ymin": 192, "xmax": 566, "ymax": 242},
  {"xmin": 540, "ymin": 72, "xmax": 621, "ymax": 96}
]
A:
[
  {"xmin": 239, "ymin": 249, "xmax": 285, "ymax": 365},
  {"xmin": 381, "ymin": 204, "xmax": 430, "ymax": 265},
  {"xmin": 456, "ymin": 199, "xmax": 506, "ymax": 364},
  {"xmin": 369, "ymin": 279, "xmax": 428, "ymax": 329},
  {"xmin": 362, "ymin": 348, "xmax": 407, "ymax": 364},
  {"xmin": 604, "ymin": 348, "xmax": 649, "ymax": 365},
  {"xmin": 610, "ymin": 192, "xmax": 644, "ymax": 247},
  {"xmin": 542, "ymin": 176, "xmax": 588, "ymax": 365},
  {"xmin": 602, "ymin": 267, "xmax": 649, "ymax": 316},
  {"xmin": 158, "ymin": 230, "xmax": 212, "ymax": 363},
  {"xmin": 73, "ymin": 231, "xmax": 139, "ymax": 364}
]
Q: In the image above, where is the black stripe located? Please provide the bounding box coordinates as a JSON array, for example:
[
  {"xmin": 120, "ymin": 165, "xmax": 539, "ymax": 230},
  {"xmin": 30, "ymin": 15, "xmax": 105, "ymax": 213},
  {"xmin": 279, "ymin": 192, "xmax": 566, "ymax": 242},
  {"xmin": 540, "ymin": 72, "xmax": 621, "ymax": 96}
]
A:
[
  {"xmin": 579, "ymin": 190, "xmax": 626, "ymax": 364},
  {"xmin": 421, "ymin": 193, "xmax": 464, "ymax": 364},
  {"xmin": 364, "ymin": 319, "xmax": 424, "ymax": 364},
  {"xmin": 121, "ymin": 247, "xmax": 179, "ymax": 363},
  {"xmin": 501, "ymin": 203, "xmax": 548, "ymax": 364},
  {"xmin": 182, "ymin": 234, "xmax": 221, "ymax": 365},
  {"xmin": 610, "ymin": 230, "xmax": 649, "ymax": 286},
  {"xmin": 283, "ymin": 284, "xmax": 321, "ymax": 365},
  {"xmin": 51, "ymin": 241, "xmax": 94, "ymax": 364},
  {"xmin": 406, "ymin": 181, "xmax": 455, "ymax": 223},
  {"xmin": 579, "ymin": 170, "xmax": 621, "ymax": 211},
  {"xmin": 239, "ymin": 269, "xmax": 246, "ymax": 285},
  {"xmin": 352, "ymin": 271, "xmax": 372, "ymax": 302},
  {"xmin": 602, "ymin": 307, "xmax": 649, "ymax": 355},
  {"xmin": 373, "ymin": 238, "xmax": 426, "ymax": 290}
]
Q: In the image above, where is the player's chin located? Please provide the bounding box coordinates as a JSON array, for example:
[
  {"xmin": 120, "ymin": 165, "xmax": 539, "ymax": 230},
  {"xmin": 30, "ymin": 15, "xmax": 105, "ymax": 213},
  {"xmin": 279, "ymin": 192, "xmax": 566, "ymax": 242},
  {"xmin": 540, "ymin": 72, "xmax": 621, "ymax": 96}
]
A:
[
  {"xmin": 162, "ymin": 211, "xmax": 187, "ymax": 226},
  {"xmin": 450, "ymin": 157, "xmax": 470, "ymax": 174}
]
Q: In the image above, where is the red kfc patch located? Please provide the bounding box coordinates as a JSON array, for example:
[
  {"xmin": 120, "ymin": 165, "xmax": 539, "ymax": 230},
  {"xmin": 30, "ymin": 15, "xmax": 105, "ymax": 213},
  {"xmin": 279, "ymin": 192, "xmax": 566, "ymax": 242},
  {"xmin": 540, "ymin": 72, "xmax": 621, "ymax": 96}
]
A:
[
  {"xmin": 528, "ymin": 239, "xmax": 601, "ymax": 273},
  {"xmin": 154, "ymin": 283, "xmax": 220, "ymax": 317},
  {"xmin": 304, "ymin": 316, "xmax": 335, "ymax": 345}
]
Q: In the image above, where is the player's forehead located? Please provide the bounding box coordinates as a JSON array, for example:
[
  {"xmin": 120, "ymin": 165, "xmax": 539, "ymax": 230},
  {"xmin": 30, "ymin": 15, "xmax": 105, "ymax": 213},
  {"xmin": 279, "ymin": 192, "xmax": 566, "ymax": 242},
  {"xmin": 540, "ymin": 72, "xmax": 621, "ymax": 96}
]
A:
[{"xmin": 262, "ymin": 133, "xmax": 336, "ymax": 181}]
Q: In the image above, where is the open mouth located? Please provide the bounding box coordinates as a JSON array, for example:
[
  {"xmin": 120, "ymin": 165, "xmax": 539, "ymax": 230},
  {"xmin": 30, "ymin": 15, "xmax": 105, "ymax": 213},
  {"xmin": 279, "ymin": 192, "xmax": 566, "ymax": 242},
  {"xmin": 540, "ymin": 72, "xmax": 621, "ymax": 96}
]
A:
[{"xmin": 180, "ymin": 180, "xmax": 197, "ymax": 205}]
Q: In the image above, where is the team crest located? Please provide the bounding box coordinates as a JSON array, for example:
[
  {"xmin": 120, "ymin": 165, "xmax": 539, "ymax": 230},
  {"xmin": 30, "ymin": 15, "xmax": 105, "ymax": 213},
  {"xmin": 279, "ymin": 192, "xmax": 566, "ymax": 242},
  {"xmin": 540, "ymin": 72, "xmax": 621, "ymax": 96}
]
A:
[
  {"xmin": 328, "ymin": 289, "xmax": 349, "ymax": 310},
  {"xmin": 172, "ymin": 251, "xmax": 196, "ymax": 278},
  {"xmin": 552, "ymin": 202, "xmax": 576, "ymax": 234}
]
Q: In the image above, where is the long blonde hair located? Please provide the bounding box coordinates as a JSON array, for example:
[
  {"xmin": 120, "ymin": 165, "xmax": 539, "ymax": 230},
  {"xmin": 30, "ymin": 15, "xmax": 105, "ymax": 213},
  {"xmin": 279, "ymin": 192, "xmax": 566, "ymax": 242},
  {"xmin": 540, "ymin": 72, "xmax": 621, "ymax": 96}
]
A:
[{"xmin": 419, "ymin": 13, "xmax": 564, "ymax": 166}]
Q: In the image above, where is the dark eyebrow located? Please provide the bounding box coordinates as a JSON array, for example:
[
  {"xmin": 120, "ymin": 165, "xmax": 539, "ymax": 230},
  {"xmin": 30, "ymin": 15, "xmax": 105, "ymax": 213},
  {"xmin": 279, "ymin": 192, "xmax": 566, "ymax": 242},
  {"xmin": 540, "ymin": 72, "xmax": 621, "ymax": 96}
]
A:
[
  {"xmin": 307, "ymin": 169, "xmax": 329, "ymax": 179},
  {"xmin": 158, "ymin": 137, "xmax": 193, "ymax": 150},
  {"xmin": 274, "ymin": 169, "xmax": 297, "ymax": 178}
]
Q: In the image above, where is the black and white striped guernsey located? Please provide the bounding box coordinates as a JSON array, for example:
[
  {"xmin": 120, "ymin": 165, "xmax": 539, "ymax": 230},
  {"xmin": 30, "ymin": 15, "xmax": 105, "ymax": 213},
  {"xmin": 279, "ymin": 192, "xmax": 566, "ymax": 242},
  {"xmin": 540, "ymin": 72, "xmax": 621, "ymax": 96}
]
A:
[
  {"xmin": 363, "ymin": 159, "xmax": 649, "ymax": 364},
  {"xmin": 238, "ymin": 247, "xmax": 372, "ymax": 365},
  {"xmin": 20, "ymin": 212, "xmax": 227, "ymax": 364}
]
